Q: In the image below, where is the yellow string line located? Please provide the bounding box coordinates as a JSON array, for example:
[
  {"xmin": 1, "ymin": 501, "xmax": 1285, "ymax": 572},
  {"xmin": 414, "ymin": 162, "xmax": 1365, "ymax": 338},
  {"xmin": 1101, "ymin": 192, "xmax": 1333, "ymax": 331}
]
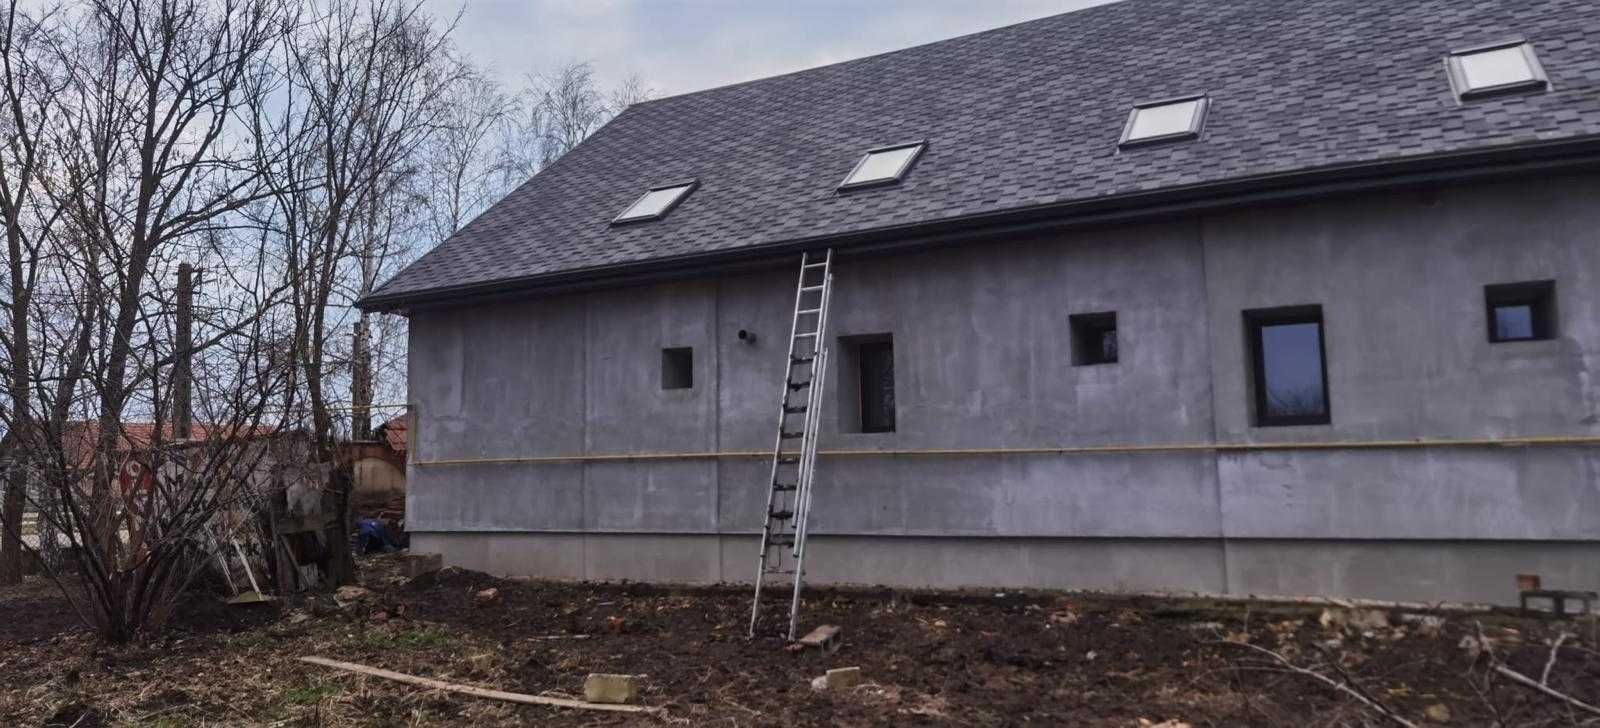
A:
[{"xmin": 412, "ymin": 434, "xmax": 1600, "ymax": 467}]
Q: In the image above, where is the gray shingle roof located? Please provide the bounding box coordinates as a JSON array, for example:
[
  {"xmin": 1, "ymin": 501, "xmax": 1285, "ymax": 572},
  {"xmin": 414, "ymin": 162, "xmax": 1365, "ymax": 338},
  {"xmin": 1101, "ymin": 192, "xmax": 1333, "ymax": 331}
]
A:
[{"xmin": 367, "ymin": 0, "xmax": 1600, "ymax": 309}]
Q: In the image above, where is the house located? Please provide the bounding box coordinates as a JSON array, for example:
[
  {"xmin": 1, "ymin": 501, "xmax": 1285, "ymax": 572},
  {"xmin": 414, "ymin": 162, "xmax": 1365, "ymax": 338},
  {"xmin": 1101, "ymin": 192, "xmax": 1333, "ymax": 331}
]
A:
[{"xmin": 361, "ymin": 0, "xmax": 1600, "ymax": 605}]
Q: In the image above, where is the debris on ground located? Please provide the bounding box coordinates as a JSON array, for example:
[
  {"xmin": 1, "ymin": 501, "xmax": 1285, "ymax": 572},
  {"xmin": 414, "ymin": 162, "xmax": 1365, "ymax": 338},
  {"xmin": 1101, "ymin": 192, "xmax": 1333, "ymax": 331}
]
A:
[
  {"xmin": 582, "ymin": 673, "xmax": 639, "ymax": 704},
  {"xmin": 333, "ymin": 585, "xmax": 370, "ymax": 607},
  {"xmin": 473, "ymin": 587, "xmax": 502, "ymax": 608},
  {"xmin": 824, "ymin": 666, "xmax": 862, "ymax": 690},
  {"xmin": 2, "ymin": 554, "xmax": 1598, "ymax": 726},
  {"xmin": 795, "ymin": 624, "xmax": 842, "ymax": 653}
]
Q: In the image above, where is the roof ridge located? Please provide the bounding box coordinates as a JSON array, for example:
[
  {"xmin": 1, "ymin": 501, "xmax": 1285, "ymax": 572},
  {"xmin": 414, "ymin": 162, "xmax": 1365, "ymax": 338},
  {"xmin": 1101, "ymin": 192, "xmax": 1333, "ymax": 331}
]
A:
[{"xmin": 630, "ymin": 0, "xmax": 1131, "ymax": 107}]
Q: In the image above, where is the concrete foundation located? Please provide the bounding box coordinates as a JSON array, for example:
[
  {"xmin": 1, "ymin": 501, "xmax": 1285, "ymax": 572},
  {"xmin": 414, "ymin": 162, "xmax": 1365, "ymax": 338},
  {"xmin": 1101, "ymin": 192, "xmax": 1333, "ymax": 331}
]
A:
[{"xmin": 405, "ymin": 174, "xmax": 1600, "ymax": 605}]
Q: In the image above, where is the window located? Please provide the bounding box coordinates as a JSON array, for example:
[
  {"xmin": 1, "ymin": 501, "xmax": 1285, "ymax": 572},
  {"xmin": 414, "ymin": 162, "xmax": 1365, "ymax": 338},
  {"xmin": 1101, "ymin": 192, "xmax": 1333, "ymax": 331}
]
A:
[
  {"xmin": 661, "ymin": 347, "xmax": 693, "ymax": 389},
  {"xmin": 1485, "ymin": 281, "xmax": 1556, "ymax": 343},
  {"xmin": 838, "ymin": 334, "xmax": 895, "ymax": 433},
  {"xmin": 613, "ymin": 181, "xmax": 697, "ymax": 224},
  {"xmin": 1120, "ymin": 95, "xmax": 1208, "ymax": 147},
  {"xmin": 1245, "ymin": 306, "xmax": 1330, "ymax": 427},
  {"xmin": 1446, "ymin": 40, "xmax": 1548, "ymax": 100},
  {"xmin": 1070, "ymin": 312, "xmax": 1118, "ymax": 366},
  {"xmin": 838, "ymin": 142, "xmax": 925, "ymax": 190}
]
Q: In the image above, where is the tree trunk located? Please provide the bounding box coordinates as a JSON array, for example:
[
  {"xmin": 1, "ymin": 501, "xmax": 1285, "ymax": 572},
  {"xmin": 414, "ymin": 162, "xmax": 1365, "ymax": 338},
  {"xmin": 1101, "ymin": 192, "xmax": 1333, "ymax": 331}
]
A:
[{"xmin": 0, "ymin": 435, "xmax": 25, "ymax": 585}]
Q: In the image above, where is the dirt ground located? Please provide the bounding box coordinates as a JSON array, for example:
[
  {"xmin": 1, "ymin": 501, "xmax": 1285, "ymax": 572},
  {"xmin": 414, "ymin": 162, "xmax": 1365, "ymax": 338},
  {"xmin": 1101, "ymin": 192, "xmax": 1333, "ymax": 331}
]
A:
[{"xmin": 2, "ymin": 555, "xmax": 1598, "ymax": 727}]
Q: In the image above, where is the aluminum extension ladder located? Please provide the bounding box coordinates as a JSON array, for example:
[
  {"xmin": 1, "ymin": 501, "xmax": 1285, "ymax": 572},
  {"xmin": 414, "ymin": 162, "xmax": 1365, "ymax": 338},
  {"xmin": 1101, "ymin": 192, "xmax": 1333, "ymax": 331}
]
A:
[{"xmin": 748, "ymin": 249, "xmax": 834, "ymax": 640}]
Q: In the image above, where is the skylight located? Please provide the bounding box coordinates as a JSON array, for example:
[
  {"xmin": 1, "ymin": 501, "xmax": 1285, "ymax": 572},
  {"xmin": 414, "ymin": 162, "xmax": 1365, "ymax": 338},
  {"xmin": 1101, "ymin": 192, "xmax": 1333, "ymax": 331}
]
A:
[
  {"xmin": 1120, "ymin": 95, "xmax": 1208, "ymax": 147},
  {"xmin": 613, "ymin": 181, "xmax": 697, "ymax": 224},
  {"xmin": 839, "ymin": 142, "xmax": 925, "ymax": 190},
  {"xmin": 1446, "ymin": 40, "xmax": 1548, "ymax": 100}
]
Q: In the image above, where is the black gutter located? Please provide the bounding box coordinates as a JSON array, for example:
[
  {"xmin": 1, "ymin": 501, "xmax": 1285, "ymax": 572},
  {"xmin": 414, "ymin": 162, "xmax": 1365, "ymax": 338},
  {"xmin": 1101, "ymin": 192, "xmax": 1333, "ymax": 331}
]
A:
[{"xmin": 360, "ymin": 134, "xmax": 1600, "ymax": 314}]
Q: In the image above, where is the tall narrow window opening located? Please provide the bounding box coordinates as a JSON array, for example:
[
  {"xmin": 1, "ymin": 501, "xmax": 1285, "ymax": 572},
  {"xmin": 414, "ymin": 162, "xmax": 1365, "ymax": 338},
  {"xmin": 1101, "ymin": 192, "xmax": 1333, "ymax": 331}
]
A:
[{"xmin": 1246, "ymin": 306, "xmax": 1330, "ymax": 427}]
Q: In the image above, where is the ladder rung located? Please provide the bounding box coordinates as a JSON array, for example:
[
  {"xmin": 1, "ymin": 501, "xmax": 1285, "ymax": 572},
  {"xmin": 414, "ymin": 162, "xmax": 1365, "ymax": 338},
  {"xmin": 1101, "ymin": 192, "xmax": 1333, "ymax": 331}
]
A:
[
  {"xmin": 784, "ymin": 405, "xmax": 807, "ymax": 414},
  {"xmin": 764, "ymin": 568, "xmax": 798, "ymax": 575},
  {"xmin": 802, "ymin": 262, "xmax": 828, "ymax": 269},
  {"xmin": 788, "ymin": 380, "xmax": 811, "ymax": 390},
  {"xmin": 772, "ymin": 484, "xmax": 797, "ymax": 492},
  {"xmin": 794, "ymin": 332, "xmax": 818, "ymax": 338},
  {"xmin": 790, "ymin": 356, "xmax": 814, "ymax": 365},
  {"xmin": 776, "ymin": 456, "xmax": 799, "ymax": 465},
  {"xmin": 768, "ymin": 535, "xmax": 795, "ymax": 547},
  {"xmin": 780, "ymin": 431, "xmax": 804, "ymax": 439},
  {"xmin": 797, "ymin": 308, "xmax": 821, "ymax": 315},
  {"xmin": 769, "ymin": 510, "xmax": 794, "ymax": 520},
  {"xmin": 800, "ymin": 285, "xmax": 825, "ymax": 292}
]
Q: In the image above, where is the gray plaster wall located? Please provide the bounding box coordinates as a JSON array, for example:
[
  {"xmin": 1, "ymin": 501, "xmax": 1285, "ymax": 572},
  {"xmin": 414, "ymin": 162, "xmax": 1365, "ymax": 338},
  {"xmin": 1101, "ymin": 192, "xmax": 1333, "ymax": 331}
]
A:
[{"xmin": 405, "ymin": 173, "xmax": 1600, "ymax": 604}]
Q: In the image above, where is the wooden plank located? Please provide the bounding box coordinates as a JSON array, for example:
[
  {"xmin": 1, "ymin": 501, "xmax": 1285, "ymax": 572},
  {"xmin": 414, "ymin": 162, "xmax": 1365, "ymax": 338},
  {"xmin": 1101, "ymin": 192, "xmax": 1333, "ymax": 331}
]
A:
[{"xmin": 298, "ymin": 656, "xmax": 661, "ymax": 715}]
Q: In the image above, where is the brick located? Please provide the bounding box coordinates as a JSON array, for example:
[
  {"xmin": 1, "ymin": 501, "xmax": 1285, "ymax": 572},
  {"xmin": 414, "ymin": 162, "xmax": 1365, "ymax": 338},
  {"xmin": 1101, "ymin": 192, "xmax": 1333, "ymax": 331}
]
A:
[
  {"xmin": 825, "ymin": 666, "xmax": 863, "ymax": 691},
  {"xmin": 583, "ymin": 673, "xmax": 638, "ymax": 704}
]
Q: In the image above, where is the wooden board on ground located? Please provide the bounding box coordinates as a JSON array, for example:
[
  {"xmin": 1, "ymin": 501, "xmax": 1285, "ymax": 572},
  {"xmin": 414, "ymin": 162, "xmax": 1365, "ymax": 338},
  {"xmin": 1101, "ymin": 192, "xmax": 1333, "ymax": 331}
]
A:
[{"xmin": 299, "ymin": 656, "xmax": 662, "ymax": 715}]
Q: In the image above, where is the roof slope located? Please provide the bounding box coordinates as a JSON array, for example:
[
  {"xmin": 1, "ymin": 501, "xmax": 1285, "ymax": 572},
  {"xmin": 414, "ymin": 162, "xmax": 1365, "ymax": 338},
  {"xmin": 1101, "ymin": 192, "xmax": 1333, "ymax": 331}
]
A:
[{"xmin": 369, "ymin": 0, "xmax": 1600, "ymax": 308}]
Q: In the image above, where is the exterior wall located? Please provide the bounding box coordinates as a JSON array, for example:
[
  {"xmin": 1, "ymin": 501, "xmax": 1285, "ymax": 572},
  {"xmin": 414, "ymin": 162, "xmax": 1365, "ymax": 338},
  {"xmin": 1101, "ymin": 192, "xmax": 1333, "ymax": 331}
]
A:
[{"xmin": 406, "ymin": 173, "xmax": 1600, "ymax": 604}]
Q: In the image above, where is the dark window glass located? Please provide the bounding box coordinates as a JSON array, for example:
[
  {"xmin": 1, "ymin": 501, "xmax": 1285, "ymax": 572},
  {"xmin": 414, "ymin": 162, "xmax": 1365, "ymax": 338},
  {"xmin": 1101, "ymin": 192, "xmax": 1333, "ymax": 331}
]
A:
[
  {"xmin": 1485, "ymin": 281, "xmax": 1555, "ymax": 343},
  {"xmin": 858, "ymin": 341, "xmax": 896, "ymax": 433},
  {"xmin": 661, "ymin": 347, "xmax": 693, "ymax": 389},
  {"xmin": 1070, "ymin": 312, "xmax": 1118, "ymax": 366},
  {"xmin": 1246, "ymin": 307, "xmax": 1330, "ymax": 427}
]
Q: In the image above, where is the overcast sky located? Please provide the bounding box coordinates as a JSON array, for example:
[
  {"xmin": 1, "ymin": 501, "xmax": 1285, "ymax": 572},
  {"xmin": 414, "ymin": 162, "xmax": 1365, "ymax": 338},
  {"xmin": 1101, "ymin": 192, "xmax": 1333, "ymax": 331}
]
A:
[{"xmin": 425, "ymin": 1, "xmax": 1118, "ymax": 98}]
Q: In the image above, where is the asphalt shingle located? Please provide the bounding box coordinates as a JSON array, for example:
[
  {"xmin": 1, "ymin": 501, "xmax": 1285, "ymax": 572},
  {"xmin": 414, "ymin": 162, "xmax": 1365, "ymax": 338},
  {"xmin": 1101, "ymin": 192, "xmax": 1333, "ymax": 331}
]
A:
[{"xmin": 367, "ymin": 0, "xmax": 1600, "ymax": 308}]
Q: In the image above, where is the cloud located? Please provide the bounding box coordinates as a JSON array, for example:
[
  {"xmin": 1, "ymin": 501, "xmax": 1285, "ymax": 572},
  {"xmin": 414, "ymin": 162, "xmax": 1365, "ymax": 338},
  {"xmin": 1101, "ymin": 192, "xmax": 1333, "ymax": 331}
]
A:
[{"xmin": 427, "ymin": 0, "xmax": 1118, "ymax": 96}]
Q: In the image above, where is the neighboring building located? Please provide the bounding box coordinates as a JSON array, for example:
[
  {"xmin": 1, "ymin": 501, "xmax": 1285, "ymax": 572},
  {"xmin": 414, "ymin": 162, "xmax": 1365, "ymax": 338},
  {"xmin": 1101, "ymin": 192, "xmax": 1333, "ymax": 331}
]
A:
[
  {"xmin": 346, "ymin": 416, "xmax": 408, "ymax": 521},
  {"xmin": 361, "ymin": 0, "xmax": 1600, "ymax": 604}
]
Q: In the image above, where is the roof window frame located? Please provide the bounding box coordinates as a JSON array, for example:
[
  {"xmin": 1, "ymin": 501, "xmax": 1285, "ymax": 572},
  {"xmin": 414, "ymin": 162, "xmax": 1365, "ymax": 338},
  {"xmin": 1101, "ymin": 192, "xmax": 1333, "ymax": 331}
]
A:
[
  {"xmin": 1119, "ymin": 94, "xmax": 1209, "ymax": 148},
  {"xmin": 837, "ymin": 141, "xmax": 927, "ymax": 192},
  {"xmin": 1445, "ymin": 38, "xmax": 1549, "ymax": 102},
  {"xmin": 611, "ymin": 179, "xmax": 699, "ymax": 225}
]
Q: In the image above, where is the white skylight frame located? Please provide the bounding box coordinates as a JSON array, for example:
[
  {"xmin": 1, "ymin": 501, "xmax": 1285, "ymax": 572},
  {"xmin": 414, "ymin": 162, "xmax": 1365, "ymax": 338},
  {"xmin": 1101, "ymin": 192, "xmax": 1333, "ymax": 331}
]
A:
[
  {"xmin": 1119, "ymin": 94, "xmax": 1210, "ymax": 148},
  {"xmin": 1445, "ymin": 39, "xmax": 1549, "ymax": 101},
  {"xmin": 612, "ymin": 180, "xmax": 698, "ymax": 225},
  {"xmin": 837, "ymin": 141, "xmax": 926, "ymax": 191}
]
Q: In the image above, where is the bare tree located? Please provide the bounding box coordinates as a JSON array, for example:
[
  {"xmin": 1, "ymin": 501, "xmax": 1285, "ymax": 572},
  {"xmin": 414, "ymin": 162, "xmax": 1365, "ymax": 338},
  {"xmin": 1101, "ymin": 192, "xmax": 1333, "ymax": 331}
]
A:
[
  {"xmin": 263, "ymin": 0, "xmax": 454, "ymax": 446},
  {"xmin": 0, "ymin": 0, "xmax": 73, "ymax": 585}
]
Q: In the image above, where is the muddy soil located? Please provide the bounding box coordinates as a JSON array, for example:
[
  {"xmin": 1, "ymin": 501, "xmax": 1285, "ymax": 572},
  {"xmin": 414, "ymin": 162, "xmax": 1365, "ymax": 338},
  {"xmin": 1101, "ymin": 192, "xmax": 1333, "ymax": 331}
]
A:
[{"xmin": 2, "ymin": 554, "xmax": 1597, "ymax": 726}]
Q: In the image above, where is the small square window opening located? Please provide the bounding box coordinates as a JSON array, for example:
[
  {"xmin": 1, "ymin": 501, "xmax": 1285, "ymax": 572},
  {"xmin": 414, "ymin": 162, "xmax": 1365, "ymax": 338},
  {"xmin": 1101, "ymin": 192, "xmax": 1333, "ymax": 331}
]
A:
[
  {"xmin": 1245, "ymin": 306, "xmax": 1330, "ymax": 427},
  {"xmin": 1446, "ymin": 41, "xmax": 1548, "ymax": 100},
  {"xmin": 1485, "ymin": 281, "xmax": 1556, "ymax": 343},
  {"xmin": 661, "ymin": 347, "xmax": 693, "ymax": 389},
  {"xmin": 839, "ymin": 142, "xmax": 925, "ymax": 190},
  {"xmin": 1070, "ymin": 312, "xmax": 1119, "ymax": 366}
]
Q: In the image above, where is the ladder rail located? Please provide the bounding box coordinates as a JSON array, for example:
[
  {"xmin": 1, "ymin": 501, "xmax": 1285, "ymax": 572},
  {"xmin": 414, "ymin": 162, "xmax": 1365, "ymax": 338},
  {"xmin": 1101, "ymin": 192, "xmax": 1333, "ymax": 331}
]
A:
[
  {"xmin": 787, "ymin": 258, "xmax": 833, "ymax": 639},
  {"xmin": 748, "ymin": 250, "xmax": 820, "ymax": 638},
  {"xmin": 792, "ymin": 263, "xmax": 833, "ymax": 557},
  {"xmin": 749, "ymin": 249, "xmax": 835, "ymax": 640}
]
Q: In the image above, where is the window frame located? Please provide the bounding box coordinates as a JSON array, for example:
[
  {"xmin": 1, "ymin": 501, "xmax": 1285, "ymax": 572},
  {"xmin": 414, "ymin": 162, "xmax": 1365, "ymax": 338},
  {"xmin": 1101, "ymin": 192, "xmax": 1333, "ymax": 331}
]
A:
[
  {"xmin": 837, "ymin": 141, "xmax": 927, "ymax": 191},
  {"xmin": 1245, "ymin": 305, "xmax": 1331, "ymax": 428},
  {"xmin": 1119, "ymin": 94, "xmax": 1209, "ymax": 148},
  {"xmin": 1485, "ymin": 280, "xmax": 1556, "ymax": 343},
  {"xmin": 1069, "ymin": 311, "xmax": 1119, "ymax": 366},
  {"xmin": 660, "ymin": 346, "xmax": 694, "ymax": 390},
  {"xmin": 612, "ymin": 180, "xmax": 699, "ymax": 225},
  {"xmin": 1445, "ymin": 39, "xmax": 1549, "ymax": 102}
]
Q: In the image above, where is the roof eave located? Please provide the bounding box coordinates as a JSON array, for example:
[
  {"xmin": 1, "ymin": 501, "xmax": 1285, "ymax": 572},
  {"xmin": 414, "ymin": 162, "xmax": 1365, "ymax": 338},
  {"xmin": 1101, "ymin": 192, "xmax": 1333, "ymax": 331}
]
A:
[{"xmin": 359, "ymin": 134, "xmax": 1600, "ymax": 314}]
